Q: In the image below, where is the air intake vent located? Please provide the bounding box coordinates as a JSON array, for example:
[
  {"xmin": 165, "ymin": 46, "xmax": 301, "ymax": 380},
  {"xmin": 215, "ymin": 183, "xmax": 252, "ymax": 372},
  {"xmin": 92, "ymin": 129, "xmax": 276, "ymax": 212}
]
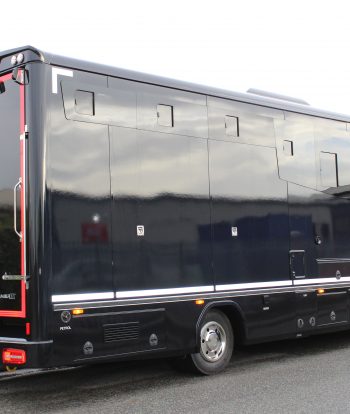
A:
[{"xmin": 103, "ymin": 322, "xmax": 140, "ymax": 343}]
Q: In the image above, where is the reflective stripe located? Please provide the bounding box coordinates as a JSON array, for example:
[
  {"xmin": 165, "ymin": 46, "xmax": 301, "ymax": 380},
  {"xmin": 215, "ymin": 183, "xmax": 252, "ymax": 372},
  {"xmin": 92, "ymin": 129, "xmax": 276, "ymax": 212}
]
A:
[
  {"xmin": 294, "ymin": 276, "xmax": 350, "ymax": 285},
  {"xmin": 116, "ymin": 286, "xmax": 215, "ymax": 299},
  {"xmin": 216, "ymin": 280, "xmax": 293, "ymax": 291},
  {"xmin": 316, "ymin": 258, "xmax": 350, "ymax": 263},
  {"xmin": 52, "ymin": 292, "xmax": 115, "ymax": 303},
  {"xmin": 51, "ymin": 277, "xmax": 350, "ymax": 304}
]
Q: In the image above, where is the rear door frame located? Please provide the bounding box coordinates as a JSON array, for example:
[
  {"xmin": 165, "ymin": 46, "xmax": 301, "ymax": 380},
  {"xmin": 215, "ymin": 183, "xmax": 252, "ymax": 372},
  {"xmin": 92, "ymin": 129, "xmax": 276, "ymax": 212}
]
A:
[{"xmin": 0, "ymin": 70, "xmax": 27, "ymax": 318}]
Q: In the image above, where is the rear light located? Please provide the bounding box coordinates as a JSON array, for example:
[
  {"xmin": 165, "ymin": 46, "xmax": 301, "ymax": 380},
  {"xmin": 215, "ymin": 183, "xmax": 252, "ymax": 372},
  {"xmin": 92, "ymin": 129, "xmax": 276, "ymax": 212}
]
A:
[{"xmin": 2, "ymin": 348, "xmax": 26, "ymax": 365}]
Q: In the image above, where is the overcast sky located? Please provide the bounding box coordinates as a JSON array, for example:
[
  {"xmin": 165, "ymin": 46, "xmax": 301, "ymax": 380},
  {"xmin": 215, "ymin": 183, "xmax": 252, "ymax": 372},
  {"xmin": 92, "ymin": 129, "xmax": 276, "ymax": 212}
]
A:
[{"xmin": 3, "ymin": 0, "xmax": 350, "ymax": 114}]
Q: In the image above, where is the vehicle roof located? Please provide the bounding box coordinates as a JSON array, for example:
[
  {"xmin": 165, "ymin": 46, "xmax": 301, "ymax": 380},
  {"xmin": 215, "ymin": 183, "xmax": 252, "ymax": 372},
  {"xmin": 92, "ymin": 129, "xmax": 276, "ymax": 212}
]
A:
[{"xmin": 3, "ymin": 45, "xmax": 350, "ymax": 123}]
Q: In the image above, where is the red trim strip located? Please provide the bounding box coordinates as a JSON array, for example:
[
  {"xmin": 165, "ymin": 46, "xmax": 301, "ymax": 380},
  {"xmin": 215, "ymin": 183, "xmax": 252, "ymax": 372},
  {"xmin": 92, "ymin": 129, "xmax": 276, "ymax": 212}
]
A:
[
  {"xmin": 19, "ymin": 72, "xmax": 26, "ymax": 318},
  {"xmin": 0, "ymin": 73, "xmax": 12, "ymax": 82},
  {"xmin": 0, "ymin": 71, "xmax": 26, "ymax": 318}
]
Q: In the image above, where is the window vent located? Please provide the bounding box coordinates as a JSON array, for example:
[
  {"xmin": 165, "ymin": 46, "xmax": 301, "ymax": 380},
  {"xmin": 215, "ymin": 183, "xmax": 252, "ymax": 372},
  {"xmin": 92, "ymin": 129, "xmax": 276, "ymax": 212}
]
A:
[
  {"xmin": 225, "ymin": 115, "xmax": 239, "ymax": 137},
  {"xmin": 157, "ymin": 104, "xmax": 174, "ymax": 127},
  {"xmin": 103, "ymin": 322, "xmax": 140, "ymax": 343},
  {"xmin": 283, "ymin": 140, "xmax": 294, "ymax": 156},
  {"xmin": 320, "ymin": 151, "xmax": 338, "ymax": 188},
  {"xmin": 75, "ymin": 90, "xmax": 95, "ymax": 116}
]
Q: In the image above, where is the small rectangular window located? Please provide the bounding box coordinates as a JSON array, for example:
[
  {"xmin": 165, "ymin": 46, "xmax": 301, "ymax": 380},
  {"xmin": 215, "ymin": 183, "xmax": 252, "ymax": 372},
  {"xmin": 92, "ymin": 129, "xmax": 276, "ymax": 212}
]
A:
[
  {"xmin": 283, "ymin": 140, "xmax": 294, "ymax": 156},
  {"xmin": 75, "ymin": 90, "xmax": 95, "ymax": 116},
  {"xmin": 157, "ymin": 104, "xmax": 174, "ymax": 127},
  {"xmin": 320, "ymin": 151, "xmax": 338, "ymax": 188},
  {"xmin": 225, "ymin": 115, "xmax": 239, "ymax": 137}
]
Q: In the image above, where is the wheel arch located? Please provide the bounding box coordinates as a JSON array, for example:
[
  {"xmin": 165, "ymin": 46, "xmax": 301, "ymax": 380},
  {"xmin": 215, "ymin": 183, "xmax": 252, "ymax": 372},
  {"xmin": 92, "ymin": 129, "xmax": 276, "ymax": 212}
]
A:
[{"xmin": 196, "ymin": 300, "xmax": 247, "ymax": 348}]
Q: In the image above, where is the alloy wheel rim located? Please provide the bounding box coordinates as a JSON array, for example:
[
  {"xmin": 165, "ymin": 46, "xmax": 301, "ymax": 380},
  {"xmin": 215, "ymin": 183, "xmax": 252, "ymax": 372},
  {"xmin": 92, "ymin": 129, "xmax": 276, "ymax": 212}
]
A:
[{"xmin": 200, "ymin": 321, "xmax": 227, "ymax": 362}]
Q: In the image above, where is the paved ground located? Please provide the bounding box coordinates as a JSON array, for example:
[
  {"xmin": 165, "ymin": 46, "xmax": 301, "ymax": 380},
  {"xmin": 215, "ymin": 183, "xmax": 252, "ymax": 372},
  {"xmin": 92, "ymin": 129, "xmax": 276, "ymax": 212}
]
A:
[{"xmin": 2, "ymin": 330, "xmax": 350, "ymax": 413}]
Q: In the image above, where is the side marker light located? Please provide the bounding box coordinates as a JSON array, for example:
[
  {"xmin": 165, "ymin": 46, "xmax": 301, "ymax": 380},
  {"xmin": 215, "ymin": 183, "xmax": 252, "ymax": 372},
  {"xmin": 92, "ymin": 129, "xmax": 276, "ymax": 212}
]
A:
[{"xmin": 72, "ymin": 308, "xmax": 84, "ymax": 315}]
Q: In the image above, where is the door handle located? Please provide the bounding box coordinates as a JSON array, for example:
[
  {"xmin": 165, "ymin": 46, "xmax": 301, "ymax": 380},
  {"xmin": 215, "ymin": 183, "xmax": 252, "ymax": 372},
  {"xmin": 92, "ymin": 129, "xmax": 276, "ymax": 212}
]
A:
[
  {"xmin": 13, "ymin": 177, "xmax": 22, "ymax": 241},
  {"xmin": 2, "ymin": 274, "xmax": 26, "ymax": 281}
]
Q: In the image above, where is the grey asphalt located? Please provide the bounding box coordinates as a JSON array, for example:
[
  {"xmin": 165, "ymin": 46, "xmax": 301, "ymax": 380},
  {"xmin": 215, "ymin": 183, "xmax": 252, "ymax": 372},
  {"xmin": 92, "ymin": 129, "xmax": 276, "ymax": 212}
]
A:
[{"xmin": 1, "ymin": 330, "xmax": 350, "ymax": 413}]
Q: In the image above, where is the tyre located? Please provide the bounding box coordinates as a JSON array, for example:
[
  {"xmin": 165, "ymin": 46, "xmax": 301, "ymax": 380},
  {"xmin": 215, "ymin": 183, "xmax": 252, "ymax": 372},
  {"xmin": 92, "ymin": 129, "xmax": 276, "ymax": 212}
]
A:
[{"xmin": 189, "ymin": 309, "xmax": 234, "ymax": 375}]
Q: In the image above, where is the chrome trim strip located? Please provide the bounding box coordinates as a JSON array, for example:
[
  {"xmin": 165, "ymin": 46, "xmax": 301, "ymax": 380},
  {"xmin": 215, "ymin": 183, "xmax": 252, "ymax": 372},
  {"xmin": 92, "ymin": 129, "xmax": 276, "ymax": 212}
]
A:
[
  {"xmin": 53, "ymin": 285, "xmax": 298, "ymax": 311},
  {"xmin": 52, "ymin": 278, "xmax": 350, "ymax": 310},
  {"xmin": 317, "ymin": 320, "xmax": 348, "ymax": 327},
  {"xmin": 116, "ymin": 285, "xmax": 214, "ymax": 299},
  {"xmin": 216, "ymin": 280, "xmax": 292, "ymax": 291},
  {"xmin": 52, "ymin": 292, "xmax": 115, "ymax": 303},
  {"xmin": 294, "ymin": 276, "xmax": 350, "ymax": 285},
  {"xmin": 317, "ymin": 258, "xmax": 350, "ymax": 264},
  {"xmin": 73, "ymin": 308, "xmax": 165, "ymax": 318},
  {"xmin": 0, "ymin": 337, "xmax": 53, "ymax": 345}
]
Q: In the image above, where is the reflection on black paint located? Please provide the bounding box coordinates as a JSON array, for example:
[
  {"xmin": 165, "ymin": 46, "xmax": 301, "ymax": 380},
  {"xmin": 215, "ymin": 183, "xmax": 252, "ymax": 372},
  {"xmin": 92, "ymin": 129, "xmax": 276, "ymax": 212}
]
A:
[
  {"xmin": 288, "ymin": 182, "xmax": 350, "ymax": 278},
  {"xmin": 49, "ymin": 83, "xmax": 114, "ymax": 295},
  {"xmin": 110, "ymin": 127, "xmax": 212, "ymax": 291},
  {"xmin": 48, "ymin": 69, "xmax": 350, "ymax": 299},
  {"xmin": 209, "ymin": 140, "xmax": 290, "ymax": 284}
]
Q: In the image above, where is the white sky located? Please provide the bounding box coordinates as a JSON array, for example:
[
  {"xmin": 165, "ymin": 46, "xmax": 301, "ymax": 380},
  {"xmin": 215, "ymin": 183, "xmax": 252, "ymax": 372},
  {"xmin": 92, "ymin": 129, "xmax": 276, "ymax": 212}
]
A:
[{"xmin": 2, "ymin": 0, "xmax": 350, "ymax": 114}]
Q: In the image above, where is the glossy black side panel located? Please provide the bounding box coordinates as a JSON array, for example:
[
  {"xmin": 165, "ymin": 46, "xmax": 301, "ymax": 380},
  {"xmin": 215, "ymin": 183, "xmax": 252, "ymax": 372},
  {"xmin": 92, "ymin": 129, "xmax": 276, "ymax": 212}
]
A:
[
  {"xmin": 240, "ymin": 293, "xmax": 296, "ymax": 340},
  {"xmin": 208, "ymin": 96, "xmax": 283, "ymax": 147},
  {"xmin": 110, "ymin": 127, "xmax": 212, "ymax": 291},
  {"xmin": 275, "ymin": 114, "xmax": 316, "ymax": 190},
  {"xmin": 53, "ymin": 308, "xmax": 167, "ymax": 363},
  {"xmin": 51, "ymin": 300, "xmax": 203, "ymax": 366},
  {"xmin": 288, "ymin": 182, "xmax": 350, "ymax": 278},
  {"xmin": 209, "ymin": 141, "xmax": 290, "ymax": 284},
  {"xmin": 47, "ymin": 71, "xmax": 113, "ymax": 296},
  {"xmin": 61, "ymin": 79, "xmax": 137, "ymax": 128},
  {"xmin": 316, "ymin": 118, "xmax": 350, "ymax": 196},
  {"xmin": 25, "ymin": 63, "xmax": 51, "ymax": 340}
]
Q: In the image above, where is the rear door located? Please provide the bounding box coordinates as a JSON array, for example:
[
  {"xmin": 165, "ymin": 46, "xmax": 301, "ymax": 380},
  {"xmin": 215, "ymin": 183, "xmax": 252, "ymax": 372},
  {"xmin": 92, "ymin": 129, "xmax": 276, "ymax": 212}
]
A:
[{"xmin": 0, "ymin": 70, "xmax": 26, "ymax": 318}]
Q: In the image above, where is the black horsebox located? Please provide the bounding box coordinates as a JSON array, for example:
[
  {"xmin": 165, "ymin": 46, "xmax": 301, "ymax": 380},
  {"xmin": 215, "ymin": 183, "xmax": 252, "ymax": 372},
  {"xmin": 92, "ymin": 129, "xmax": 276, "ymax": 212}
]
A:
[{"xmin": 1, "ymin": 45, "xmax": 350, "ymax": 374}]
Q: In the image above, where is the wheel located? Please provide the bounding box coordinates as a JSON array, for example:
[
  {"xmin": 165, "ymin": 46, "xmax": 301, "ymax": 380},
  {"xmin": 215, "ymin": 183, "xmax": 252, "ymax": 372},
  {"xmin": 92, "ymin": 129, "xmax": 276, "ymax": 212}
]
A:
[
  {"xmin": 5, "ymin": 365, "xmax": 17, "ymax": 373},
  {"xmin": 189, "ymin": 309, "xmax": 234, "ymax": 375}
]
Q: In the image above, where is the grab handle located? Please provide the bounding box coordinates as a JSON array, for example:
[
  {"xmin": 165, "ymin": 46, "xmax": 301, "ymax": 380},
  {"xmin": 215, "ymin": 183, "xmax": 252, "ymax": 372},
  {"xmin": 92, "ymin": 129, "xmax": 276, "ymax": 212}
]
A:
[{"xmin": 13, "ymin": 177, "xmax": 22, "ymax": 241}]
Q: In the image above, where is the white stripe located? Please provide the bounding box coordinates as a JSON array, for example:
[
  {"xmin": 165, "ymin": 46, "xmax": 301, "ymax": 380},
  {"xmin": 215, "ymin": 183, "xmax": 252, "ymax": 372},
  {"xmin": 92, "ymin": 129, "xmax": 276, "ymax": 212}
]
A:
[
  {"xmin": 52, "ymin": 67, "xmax": 73, "ymax": 94},
  {"xmin": 51, "ymin": 277, "xmax": 350, "ymax": 304},
  {"xmin": 216, "ymin": 280, "xmax": 293, "ymax": 291},
  {"xmin": 317, "ymin": 258, "xmax": 350, "ymax": 263},
  {"xmin": 52, "ymin": 292, "xmax": 114, "ymax": 303},
  {"xmin": 294, "ymin": 276, "xmax": 350, "ymax": 286},
  {"xmin": 116, "ymin": 286, "xmax": 214, "ymax": 299}
]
